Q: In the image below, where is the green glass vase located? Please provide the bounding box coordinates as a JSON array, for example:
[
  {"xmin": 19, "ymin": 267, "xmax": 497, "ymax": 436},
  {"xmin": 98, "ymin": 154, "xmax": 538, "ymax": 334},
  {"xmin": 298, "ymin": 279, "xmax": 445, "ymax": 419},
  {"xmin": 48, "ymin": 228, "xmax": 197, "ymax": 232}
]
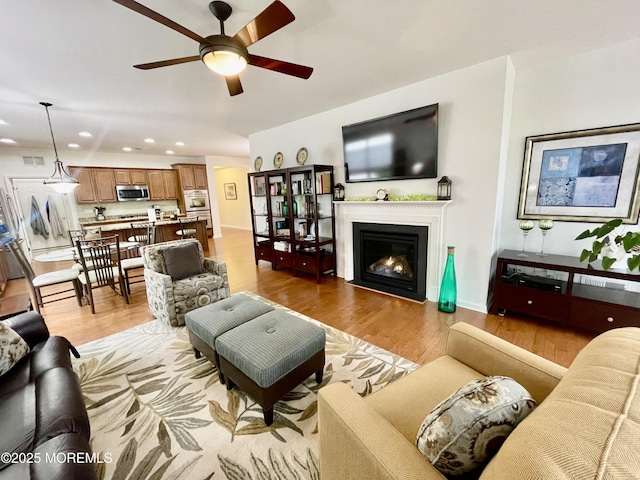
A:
[{"xmin": 438, "ymin": 246, "xmax": 457, "ymax": 313}]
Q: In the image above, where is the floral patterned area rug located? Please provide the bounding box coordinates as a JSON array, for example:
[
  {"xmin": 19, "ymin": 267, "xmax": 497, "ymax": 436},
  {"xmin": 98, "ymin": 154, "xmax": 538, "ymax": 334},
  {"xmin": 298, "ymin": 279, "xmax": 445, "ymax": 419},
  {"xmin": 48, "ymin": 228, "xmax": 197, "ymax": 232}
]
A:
[{"xmin": 73, "ymin": 292, "xmax": 419, "ymax": 480}]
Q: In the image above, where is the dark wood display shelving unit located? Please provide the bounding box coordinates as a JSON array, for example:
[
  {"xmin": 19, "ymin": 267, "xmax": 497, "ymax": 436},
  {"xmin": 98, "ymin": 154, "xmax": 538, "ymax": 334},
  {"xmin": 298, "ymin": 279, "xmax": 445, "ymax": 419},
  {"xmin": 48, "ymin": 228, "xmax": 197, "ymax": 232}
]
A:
[
  {"xmin": 248, "ymin": 165, "xmax": 336, "ymax": 283},
  {"xmin": 490, "ymin": 249, "xmax": 640, "ymax": 333}
]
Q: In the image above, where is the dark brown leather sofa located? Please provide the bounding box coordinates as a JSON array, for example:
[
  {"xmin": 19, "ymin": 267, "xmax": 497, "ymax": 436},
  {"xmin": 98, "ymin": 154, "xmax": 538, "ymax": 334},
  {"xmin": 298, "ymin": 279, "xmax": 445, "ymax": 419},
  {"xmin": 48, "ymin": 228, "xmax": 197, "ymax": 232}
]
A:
[{"xmin": 0, "ymin": 311, "xmax": 96, "ymax": 480}]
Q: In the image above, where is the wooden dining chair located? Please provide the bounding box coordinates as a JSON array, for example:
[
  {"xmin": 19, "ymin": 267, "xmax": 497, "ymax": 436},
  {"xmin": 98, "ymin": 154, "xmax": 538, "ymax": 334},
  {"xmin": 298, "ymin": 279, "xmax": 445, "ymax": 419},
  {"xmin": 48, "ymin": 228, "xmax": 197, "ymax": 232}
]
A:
[
  {"xmin": 176, "ymin": 216, "xmax": 198, "ymax": 239},
  {"xmin": 68, "ymin": 229, "xmax": 86, "ymax": 247},
  {"xmin": 121, "ymin": 222, "xmax": 157, "ymax": 294},
  {"xmin": 76, "ymin": 235, "xmax": 129, "ymax": 314},
  {"xmin": 6, "ymin": 239, "xmax": 83, "ymax": 313},
  {"xmin": 83, "ymin": 226, "xmax": 102, "ymax": 240}
]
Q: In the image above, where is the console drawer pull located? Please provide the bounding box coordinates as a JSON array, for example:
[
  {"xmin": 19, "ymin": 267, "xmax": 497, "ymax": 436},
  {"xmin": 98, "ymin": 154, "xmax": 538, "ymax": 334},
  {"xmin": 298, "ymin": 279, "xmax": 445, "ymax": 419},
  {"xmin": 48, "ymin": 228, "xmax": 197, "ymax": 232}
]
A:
[
  {"xmin": 527, "ymin": 300, "xmax": 533, "ymax": 305},
  {"xmin": 607, "ymin": 317, "xmax": 614, "ymax": 323}
]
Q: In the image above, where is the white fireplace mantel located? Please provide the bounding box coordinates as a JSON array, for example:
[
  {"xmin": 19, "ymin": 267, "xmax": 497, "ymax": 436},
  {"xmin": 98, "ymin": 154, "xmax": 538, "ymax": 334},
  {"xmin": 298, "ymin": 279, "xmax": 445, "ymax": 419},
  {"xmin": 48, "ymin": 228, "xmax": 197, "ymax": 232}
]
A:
[{"xmin": 334, "ymin": 201, "xmax": 451, "ymax": 302}]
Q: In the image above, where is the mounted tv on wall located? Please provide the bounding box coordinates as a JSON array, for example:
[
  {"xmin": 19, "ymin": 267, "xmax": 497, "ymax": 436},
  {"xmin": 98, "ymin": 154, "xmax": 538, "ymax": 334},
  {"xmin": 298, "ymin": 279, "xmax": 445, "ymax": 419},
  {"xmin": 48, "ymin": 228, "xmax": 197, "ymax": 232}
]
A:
[{"xmin": 342, "ymin": 103, "xmax": 438, "ymax": 183}]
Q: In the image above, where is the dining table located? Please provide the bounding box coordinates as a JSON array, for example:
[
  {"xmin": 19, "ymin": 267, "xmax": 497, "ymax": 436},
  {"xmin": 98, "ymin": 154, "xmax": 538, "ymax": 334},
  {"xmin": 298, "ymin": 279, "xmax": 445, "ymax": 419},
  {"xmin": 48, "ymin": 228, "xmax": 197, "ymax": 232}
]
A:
[{"xmin": 33, "ymin": 241, "xmax": 140, "ymax": 263}]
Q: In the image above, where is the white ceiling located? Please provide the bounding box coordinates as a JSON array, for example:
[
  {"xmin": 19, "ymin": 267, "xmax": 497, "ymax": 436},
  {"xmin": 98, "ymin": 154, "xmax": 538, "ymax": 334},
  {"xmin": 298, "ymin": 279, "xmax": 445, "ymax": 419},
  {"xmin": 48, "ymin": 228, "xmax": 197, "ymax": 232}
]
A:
[{"xmin": 1, "ymin": 0, "xmax": 639, "ymax": 159}]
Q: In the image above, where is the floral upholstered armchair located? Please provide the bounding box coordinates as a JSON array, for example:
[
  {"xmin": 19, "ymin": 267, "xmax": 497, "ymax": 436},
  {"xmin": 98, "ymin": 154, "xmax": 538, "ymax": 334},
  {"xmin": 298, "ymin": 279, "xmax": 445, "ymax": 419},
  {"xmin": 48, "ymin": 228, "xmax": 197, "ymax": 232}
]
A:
[{"xmin": 141, "ymin": 239, "xmax": 230, "ymax": 326}]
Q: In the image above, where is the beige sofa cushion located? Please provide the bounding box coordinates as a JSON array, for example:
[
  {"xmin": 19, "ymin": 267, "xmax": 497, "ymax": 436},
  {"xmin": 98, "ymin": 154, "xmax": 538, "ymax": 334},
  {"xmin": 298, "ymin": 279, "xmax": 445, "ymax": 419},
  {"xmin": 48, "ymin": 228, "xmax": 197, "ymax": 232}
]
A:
[
  {"xmin": 365, "ymin": 355, "xmax": 482, "ymax": 443},
  {"xmin": 481, "ymin": 327, "xmax": 640, "ymax": 479}
]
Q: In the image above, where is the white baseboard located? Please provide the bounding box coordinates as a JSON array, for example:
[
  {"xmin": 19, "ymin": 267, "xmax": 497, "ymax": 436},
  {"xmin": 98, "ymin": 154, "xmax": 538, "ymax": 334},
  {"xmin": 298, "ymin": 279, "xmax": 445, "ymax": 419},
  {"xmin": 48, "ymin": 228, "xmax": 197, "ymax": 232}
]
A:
[{"xmin": 220, "ymin": 224, "xmax": 252, "ymax": 231}]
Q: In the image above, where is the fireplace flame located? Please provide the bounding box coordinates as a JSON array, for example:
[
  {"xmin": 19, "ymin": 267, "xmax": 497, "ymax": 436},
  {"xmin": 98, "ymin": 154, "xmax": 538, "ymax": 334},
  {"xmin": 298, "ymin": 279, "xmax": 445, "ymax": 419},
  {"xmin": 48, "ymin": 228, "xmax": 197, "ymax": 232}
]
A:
[{"xmin": 369, "ymin": 255, "xmax": 414, "ymax": 279}]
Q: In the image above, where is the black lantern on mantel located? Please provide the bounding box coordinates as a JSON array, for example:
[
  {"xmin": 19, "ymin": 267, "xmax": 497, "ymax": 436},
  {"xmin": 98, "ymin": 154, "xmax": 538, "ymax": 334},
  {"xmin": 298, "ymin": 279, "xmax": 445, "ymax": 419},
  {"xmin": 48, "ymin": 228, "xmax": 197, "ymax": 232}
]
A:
[
  {"xmin": 334, "ymin": 183, "xmax": 345, "ymax": 201},
  {"xmin": 437, "ymin": 176, "xmax": 452, "ymax": 200}
]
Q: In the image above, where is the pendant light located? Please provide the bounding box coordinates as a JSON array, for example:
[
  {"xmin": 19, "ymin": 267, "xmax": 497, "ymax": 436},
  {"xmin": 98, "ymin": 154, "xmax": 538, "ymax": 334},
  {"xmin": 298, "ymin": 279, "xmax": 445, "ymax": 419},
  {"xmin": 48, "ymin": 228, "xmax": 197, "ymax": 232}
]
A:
[{"xmin": 41, "ymin": 102, "xmax": 79, "ymax": 193}]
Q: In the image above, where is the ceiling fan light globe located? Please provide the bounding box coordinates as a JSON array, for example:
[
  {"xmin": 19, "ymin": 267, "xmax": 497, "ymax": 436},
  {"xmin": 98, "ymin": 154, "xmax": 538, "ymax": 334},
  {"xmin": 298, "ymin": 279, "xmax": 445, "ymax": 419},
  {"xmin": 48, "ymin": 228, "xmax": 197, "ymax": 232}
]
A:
[{"xmin": 203, "ymin": 50, "xmax": 247, "ymax": 76}]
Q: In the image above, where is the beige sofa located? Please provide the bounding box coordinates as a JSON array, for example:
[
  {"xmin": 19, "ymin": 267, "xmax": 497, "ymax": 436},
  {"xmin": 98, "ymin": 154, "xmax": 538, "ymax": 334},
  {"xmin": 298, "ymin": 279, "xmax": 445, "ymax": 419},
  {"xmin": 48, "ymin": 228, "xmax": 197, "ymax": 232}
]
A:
[{"xmin": 318, "ymin": 322, "xmax": 640, "ymax": 479}]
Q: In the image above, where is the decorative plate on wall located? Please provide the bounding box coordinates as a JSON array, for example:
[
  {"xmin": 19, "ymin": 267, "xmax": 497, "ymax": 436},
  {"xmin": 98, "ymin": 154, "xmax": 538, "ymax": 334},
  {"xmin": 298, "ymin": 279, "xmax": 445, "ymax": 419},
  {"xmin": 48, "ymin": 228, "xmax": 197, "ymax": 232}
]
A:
[
  {"xmin": 273, "ymin": 152, "xmax": 284, "ymax": 168},
  {"xmin": 254, "ymin": 156, "xmax": 263, "ymax": 171},
  {"xmin": 296, "ymin": 147, "xmax": 308, "ymax": 165}
]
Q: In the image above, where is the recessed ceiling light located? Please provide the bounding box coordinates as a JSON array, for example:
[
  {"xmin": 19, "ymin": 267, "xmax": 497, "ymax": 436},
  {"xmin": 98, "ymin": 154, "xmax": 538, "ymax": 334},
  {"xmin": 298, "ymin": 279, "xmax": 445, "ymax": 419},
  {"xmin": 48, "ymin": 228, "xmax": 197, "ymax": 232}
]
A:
[
  {"xmin": 0, "ymin": 138, "xmax": 16, "ymax": 144},
  {"xmin": 122, "ymin": 147, "xmax": 133, "ymax": 152},
  {"xmin": 166, "ymin": 150, "xmax": 174, "ymax": 155},
  {"xmin": 79, "ymin": 131, "xmax": 92, "ymax": 137},
  {"xmin": 68, "ymin": 143, "xmax": 80, "ymax": 148},
  {"xmin": 144, "ymin": 138, "xmax": 155, "ymax": 144},
  {"xmin": 0, "ymin": 119, "xmax": 8, "ymax": 125},
  {"xmin": 175, "ymin": 141, "xmax": 184, "ymax": 146}
]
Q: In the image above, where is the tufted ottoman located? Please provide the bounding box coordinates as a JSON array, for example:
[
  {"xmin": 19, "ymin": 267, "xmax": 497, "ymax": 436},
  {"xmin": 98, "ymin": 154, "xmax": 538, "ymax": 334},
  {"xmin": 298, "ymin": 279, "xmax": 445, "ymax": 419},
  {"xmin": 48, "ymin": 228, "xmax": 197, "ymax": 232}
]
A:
[
  {"xmin": 216, "ymin": 310, "xmax": 326, "ymax": 426},
  {"xmin": 185, "ymin": 294, "xmax": 274, "ymax": 383}
]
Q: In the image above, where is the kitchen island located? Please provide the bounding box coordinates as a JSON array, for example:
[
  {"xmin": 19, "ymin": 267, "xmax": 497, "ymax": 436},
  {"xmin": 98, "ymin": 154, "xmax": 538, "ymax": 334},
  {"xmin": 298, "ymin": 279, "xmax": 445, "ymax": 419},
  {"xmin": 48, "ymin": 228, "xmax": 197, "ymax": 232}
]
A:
[{"xmin": 80, "ymin": 217, "xmax": 209, "ymax": 254}]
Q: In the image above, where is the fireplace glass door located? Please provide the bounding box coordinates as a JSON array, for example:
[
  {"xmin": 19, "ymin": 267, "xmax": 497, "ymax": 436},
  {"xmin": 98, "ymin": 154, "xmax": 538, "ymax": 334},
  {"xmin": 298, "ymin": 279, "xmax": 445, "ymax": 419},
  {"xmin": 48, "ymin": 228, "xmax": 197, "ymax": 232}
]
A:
[
  {"xmin": 362, "ymin": 232, "xmax": 416, "ymax": 288},
  {"xmin": 353, "ymin": 223, "xmax": 427, "ymax": 301}
]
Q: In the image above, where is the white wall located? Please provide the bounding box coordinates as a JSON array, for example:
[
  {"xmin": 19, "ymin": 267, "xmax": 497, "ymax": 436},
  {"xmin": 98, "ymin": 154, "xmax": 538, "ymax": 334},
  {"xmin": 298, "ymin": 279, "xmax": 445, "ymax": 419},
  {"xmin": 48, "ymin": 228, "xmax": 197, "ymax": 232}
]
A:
[
  {"xmin": 250, "ymin": 57, "xmax": 515, "ymax": 312},
  {"xmin": 500, "ymin": 39, "xmax": 640, "ymax": 256},
  {"xmin": 249, "ymin": 39, "xmax": 640, "ymax": 311}
]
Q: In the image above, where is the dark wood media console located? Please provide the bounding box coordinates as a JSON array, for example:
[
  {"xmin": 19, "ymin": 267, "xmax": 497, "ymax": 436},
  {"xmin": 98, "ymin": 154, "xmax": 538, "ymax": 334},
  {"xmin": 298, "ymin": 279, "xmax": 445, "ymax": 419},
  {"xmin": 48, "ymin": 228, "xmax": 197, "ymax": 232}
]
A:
[{"xmin": 490, "ymin": 249, "xmax": 640, "ymax": 333}]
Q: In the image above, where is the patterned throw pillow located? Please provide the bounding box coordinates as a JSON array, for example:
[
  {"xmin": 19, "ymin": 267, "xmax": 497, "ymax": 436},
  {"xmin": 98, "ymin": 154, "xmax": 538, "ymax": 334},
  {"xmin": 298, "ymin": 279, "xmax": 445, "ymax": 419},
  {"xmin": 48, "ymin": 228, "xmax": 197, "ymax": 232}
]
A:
[
  {"xmin": 0, "ymin": 322, "xmax": 30, "ymax": 376},
  {"xmin": 416, "ymin": 376, "xmax": 536, "ymax": 477}
]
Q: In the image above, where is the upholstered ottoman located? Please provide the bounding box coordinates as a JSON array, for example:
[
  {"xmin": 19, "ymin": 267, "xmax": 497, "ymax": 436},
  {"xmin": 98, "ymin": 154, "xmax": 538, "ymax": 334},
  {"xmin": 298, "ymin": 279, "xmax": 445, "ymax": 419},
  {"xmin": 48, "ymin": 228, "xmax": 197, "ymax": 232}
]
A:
[
  {"xmin": 216, "ymin": 310, "xmax": 326, "ymax": 426},
  {"xmin": 184, "ymin": 294, "xmax": 274, "ymax": 383}
]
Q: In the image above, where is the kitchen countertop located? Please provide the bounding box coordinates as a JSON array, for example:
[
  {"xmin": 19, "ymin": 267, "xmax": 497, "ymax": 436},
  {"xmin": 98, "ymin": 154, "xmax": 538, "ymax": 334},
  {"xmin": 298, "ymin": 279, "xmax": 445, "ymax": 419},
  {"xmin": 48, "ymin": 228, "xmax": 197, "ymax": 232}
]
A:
[{"xmin": 80, "ymin": 216, "xmax": 199, "ymax": 231}]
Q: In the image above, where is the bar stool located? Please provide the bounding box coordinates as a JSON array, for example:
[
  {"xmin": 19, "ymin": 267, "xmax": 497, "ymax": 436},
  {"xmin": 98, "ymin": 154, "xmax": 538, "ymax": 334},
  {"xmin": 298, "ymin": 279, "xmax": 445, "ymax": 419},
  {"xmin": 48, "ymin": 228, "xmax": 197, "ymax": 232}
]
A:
[
  {"xmin": 176, "ymin": 217, "xmax": 198, "ymax": 239},
  {"xmin": 121, "ymin": 222, "xmax": 157, "ymax": 294}
]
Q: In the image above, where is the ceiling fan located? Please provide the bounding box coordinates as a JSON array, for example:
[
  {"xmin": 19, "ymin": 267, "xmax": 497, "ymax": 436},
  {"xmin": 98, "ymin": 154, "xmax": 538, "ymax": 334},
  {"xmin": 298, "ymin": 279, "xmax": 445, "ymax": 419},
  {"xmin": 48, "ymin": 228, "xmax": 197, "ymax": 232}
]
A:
[{"xmin": 113, "ymin": 0, "xmax": 313, "ymax": 96}]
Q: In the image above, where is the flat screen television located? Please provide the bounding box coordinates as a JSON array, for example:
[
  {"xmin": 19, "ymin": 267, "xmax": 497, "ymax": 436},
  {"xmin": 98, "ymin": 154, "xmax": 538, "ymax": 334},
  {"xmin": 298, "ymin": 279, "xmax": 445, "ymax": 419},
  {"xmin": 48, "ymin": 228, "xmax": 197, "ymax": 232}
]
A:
[{"xmin": 342, "ymin": 103, "xmax": 438, "ymax": 183}]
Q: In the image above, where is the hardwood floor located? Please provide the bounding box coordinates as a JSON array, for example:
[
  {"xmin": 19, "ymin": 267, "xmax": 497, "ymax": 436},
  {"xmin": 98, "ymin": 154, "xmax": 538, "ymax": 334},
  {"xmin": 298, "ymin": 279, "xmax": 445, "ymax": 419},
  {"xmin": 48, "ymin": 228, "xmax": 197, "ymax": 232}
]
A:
[{"xmin": 3, "ymin": 227, "xmax": 594, "ymax": 368}]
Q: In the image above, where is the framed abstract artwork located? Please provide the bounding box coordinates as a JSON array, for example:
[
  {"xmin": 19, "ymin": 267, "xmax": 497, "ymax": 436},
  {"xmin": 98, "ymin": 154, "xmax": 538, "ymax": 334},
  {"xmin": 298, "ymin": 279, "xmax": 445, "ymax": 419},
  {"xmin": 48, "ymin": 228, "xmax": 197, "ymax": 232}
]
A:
[{"xmin": 518, "ymin": 123, "xmax": 640, "ymax": 223}]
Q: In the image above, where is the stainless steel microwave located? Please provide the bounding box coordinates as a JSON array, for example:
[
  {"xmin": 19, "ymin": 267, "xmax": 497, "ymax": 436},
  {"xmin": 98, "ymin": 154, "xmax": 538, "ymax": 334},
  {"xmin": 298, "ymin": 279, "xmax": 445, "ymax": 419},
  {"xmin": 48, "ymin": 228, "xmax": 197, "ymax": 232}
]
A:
[{"xmin": 116, "ymin": 185, "xmax": 150, "ymax": 202}]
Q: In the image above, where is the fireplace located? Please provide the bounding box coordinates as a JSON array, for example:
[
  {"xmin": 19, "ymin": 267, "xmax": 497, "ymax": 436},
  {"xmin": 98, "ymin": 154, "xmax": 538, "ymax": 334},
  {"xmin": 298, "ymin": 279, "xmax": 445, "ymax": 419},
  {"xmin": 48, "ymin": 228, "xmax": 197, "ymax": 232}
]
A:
[
  {"xmin": 353, "ymin": 222, "xmax": 428, "ymax": 301},
  {"xmin": 336, "ymin": 201, "xmax": 449, "ymax": 302}
]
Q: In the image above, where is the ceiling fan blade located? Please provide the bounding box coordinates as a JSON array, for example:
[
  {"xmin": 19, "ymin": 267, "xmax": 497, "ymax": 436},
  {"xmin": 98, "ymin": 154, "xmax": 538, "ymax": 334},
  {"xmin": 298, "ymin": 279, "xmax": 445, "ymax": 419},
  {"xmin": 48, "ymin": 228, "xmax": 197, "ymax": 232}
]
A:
[
  {"xmin": 233, "ymin": 0, "xmax": 295, "ymax": 47},
  {"xmin": 247, "ymin": 54, "xmax": 313, "ymax": 79},
  {"xmin": 113, "ymin": 0, "xmax": 207, "ymax": 44},
  {"xmin": 134, "ymin": 56, "xmax": 201, "ymax": 70},
  {"xmin": 226, "ymin": 76, "xmax": 244, "ymax": 96}
]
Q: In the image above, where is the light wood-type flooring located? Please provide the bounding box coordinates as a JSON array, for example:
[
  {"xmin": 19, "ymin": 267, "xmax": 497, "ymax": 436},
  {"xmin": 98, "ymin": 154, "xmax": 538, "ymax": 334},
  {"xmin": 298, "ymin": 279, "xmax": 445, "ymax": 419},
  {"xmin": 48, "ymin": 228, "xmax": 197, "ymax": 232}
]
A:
[{"xmin": 3, "ymin": 227, "xmax": 594, "ymax": 368}]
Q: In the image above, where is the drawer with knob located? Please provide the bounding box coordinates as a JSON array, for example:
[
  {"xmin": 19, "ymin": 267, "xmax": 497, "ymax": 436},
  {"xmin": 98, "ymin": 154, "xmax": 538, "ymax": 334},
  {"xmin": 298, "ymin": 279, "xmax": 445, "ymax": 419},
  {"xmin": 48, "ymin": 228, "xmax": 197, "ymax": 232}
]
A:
[
  {"xmin": 294, "ymin": 254, "xmax": 317, "ymax": 274},
  {"xmin": 491, "ymin": 283, "xmax": 569, "ymax": 323},
  {"xmin": 569, "ymin": 298, "xmax": 640, "ymax": 332},
  {"xmin": 273, "ymin": 251, "xmax": 292, "ymax": 268},
  {"xmin": 255, "ymin": 246, "xmax": 272, "ymax": 262}
]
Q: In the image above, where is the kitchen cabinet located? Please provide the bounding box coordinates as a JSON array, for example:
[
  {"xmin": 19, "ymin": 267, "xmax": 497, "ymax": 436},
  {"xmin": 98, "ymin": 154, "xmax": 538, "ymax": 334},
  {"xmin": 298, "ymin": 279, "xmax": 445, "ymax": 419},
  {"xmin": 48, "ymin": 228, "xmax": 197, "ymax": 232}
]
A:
[
  {"xmin": 69, "ymin": 168, "xmax": 96, "ymax": 203},
  {"xmin": 162, "ymin": 170, "xmax": 178, "ymax": 199},
  {"xmin": 69, "ymin": 167, "xmax": 117, "ymax": 204},
  {"xmin": 148, "ymin": 170, "xmax": 178, "ymax": 201},
  {"xmin": 173, "ymin": 164, "xmax": 208, "ymax": 190},
  {"xmin": 114, "ymin": 169, "xmax": 148, "ymax": 186},
  {"xmin": 193, "ymin": 165, "xmax": 207, "ymax": 189}
]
